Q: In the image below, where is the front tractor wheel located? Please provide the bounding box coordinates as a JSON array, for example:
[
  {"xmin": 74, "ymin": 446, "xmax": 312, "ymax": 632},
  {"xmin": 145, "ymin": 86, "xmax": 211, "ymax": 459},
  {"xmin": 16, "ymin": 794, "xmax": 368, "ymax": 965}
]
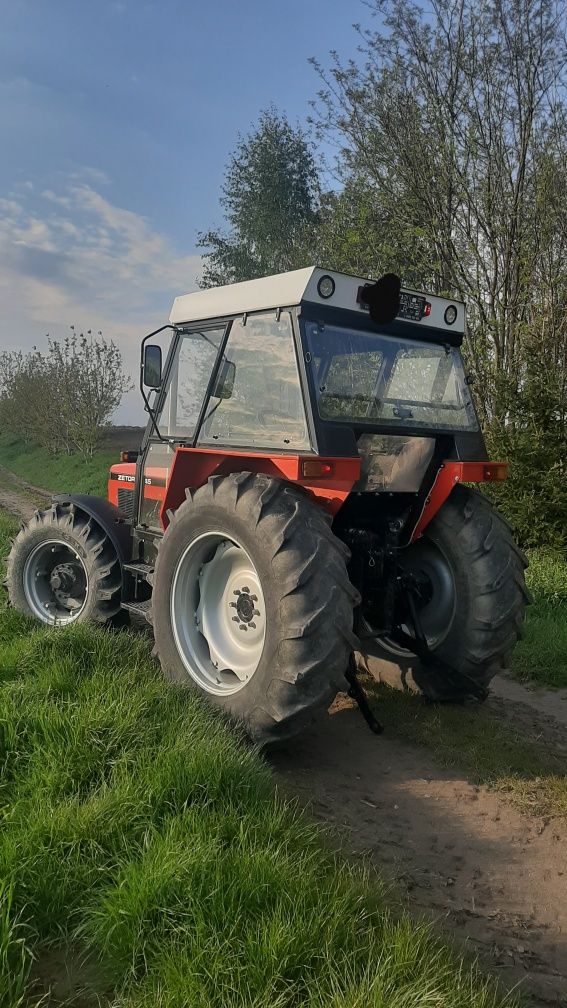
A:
[
  {"xmin": 361, "ymin": 485, "xmax": 530, "ymax": 700},
  {"xmin": 152, "ymin": 473, "xmax": 359, "ymax": 745},
  {"xmin": 7, "ymin": 503, "xmax": 122, "ymax": 626}
]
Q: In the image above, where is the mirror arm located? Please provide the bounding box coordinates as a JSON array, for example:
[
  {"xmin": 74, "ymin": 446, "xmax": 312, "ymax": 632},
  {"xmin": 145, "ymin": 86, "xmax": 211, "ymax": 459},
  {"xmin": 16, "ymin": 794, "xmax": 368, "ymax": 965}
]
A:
[{"xmin": 140, "ymin": 325, "xmax": 177, "ymax": 443}]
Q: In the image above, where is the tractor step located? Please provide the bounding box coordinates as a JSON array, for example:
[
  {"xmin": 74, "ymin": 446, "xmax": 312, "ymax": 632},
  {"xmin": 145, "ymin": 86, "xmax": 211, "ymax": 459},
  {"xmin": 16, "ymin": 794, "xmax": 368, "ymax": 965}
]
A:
[
  {"xmin": 120, "ymin": 598, "xmax": 152, "ymax": 620},
  {"xmin": 123, "ymin": 561, "xmax": 154, "ymax": 578}
]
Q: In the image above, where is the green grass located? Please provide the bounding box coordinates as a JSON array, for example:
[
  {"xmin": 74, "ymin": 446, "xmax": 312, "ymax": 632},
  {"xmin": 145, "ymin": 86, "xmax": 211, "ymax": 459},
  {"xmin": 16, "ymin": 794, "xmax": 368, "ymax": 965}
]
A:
[
  {"xmin": 0, "ymin": 513, "xmax": 515, "ymax": 1008},
  {"xmin": 0, "ymin": 436, "xmax": 116, "ymax": 497},
  {"xmin": 511, "ymin": 548, "xmax": 567, "ymax": 687}
]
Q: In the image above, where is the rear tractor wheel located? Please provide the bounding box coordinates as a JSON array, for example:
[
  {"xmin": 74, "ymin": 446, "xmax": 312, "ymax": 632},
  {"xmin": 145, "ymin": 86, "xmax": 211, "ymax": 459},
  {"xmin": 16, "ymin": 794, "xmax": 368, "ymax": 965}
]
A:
[
  {"xmin": 152, "ymin": 472, "xmax": 360, "ymax": 745},
  {"xmin": 360, "ymin": 485, "xmax": 530, "ymax": 701},
  {"xmin": 6, "ymin": 503, "xmax": 122, "ymax": 626}
]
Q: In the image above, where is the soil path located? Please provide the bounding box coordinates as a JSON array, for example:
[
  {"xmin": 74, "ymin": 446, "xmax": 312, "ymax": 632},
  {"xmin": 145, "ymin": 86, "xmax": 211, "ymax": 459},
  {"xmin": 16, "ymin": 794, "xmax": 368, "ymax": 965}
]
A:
[
  {"xmin": 491, "ymin": 675, "xmax": 567, "ymax": 735},
  {"xmin": 1, "ymin": 469, "xmax": 566, "ymax": 1005},
  {"xmin": 272, "ymin": 703, "xmax": 567, "ymax": 1007},
  {"xmin": 0, "ymin": 466, "xmax": 50, "ymax": 523}
]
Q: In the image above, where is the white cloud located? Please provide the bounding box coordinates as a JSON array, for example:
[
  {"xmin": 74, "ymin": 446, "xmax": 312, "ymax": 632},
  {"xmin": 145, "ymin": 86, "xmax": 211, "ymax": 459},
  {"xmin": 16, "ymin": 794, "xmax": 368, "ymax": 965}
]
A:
[{"xmin": 0, "ymin": 173, "xmax": 202, "ymax": 422}]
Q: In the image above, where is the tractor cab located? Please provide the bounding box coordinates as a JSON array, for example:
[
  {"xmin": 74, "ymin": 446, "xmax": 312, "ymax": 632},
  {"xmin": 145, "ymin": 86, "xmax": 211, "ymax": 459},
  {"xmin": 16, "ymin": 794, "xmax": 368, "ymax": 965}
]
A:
[{"xmin": 109, "ymin": 267, "xmax": 491, "ymax": 541}]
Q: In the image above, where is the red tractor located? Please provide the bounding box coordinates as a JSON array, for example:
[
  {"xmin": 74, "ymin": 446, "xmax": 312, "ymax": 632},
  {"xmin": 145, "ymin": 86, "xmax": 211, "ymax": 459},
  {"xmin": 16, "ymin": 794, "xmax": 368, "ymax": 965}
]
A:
[{"xmin": 7, "ymin": 269, "xmax": 528, "ymax": 743}]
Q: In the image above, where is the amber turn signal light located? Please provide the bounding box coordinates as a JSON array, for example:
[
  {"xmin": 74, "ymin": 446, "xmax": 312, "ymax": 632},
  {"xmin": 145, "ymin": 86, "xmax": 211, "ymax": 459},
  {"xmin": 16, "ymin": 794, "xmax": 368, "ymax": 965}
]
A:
[
  {"xmin": 301, "ymin": 460, "xmax": 334, "ymax": 478},
  {"xmin": 483, "ymin": 463, "xmax": 508, "ymax": 482}
]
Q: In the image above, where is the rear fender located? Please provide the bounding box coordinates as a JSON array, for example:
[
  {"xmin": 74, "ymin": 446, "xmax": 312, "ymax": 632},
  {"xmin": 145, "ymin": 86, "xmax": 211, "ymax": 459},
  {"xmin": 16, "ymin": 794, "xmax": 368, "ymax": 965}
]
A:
[
  {"xmin": 52, "ymin": 494, "xmax": 133, "ymax": 566},
  {"xmin": 161, "ymin": 448, "xmax": 361, "ymax": 528},
  {"xmin": 410, "ymin": 461, "xmax": 508, "ymax": 541}
]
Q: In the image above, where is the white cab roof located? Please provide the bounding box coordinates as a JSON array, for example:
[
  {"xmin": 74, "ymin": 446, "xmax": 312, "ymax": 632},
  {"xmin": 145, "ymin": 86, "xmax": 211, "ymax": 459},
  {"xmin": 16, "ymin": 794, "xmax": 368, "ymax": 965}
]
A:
[{"xmin": 169, "ymin": 267, "xmax": 465, "ymax": 335}]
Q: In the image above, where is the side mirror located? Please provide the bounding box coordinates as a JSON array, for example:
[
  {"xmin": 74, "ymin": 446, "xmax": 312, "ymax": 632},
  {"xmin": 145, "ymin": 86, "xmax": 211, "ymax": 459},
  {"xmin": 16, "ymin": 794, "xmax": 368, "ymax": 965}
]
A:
[
  {"xmin": 143, "ymin": 344, "xmax": 162, "ymax": 389},
  {"xmin": 213, "ymin": 359, "xmax": 236, "ymax": 400}
]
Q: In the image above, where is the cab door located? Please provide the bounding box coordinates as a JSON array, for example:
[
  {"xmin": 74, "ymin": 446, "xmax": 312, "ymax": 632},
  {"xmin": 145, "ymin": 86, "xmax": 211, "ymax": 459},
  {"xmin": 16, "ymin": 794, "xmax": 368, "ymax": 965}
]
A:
[{"xmin": 138, "ymin": 324, "xmax": 227, "ymax": 528}]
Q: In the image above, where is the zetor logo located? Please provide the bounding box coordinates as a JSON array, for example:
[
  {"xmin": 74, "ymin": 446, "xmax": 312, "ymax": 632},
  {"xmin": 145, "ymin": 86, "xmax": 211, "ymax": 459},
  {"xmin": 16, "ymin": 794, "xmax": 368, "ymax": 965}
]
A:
[{"xmin": 115, "ymin": 473, "xmax": 158, "ymax": 486}]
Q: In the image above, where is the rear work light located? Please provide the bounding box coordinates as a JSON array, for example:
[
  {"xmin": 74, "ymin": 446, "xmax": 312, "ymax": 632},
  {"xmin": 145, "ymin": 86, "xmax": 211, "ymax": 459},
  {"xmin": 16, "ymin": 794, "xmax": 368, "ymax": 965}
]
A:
[
  {"xmin": 301, "ymin": 460, "xmax": 334, "ymax": 478},
  {"xmin": 482, "ymin": 463, "xmax": 508, "ymax": 482}
]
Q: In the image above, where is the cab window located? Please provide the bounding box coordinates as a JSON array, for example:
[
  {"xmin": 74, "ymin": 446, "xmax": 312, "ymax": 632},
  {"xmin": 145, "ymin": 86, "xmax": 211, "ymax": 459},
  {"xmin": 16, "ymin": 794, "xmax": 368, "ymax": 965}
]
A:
[
  {"xmin": 197, "ymin": 311, "xmax": 310, "ymax": 449},
  {"xmin": 157, "ymin": 327, "xmax": 225, "ymax": 439}
]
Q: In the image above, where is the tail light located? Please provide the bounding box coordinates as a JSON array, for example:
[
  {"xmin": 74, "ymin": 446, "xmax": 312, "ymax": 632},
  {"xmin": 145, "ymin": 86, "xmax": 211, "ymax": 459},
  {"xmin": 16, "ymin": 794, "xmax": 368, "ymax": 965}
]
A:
[
  {"xmin": 120, "ymin": 451, "xmax": 139, "ymax": 463},
  {"xmin": 482, "ymin": 463, "xmax": 508, "ymax": 482},
  {"xmin": 301, "ymin": 460, "xmax": 334, "ymax": 478}
]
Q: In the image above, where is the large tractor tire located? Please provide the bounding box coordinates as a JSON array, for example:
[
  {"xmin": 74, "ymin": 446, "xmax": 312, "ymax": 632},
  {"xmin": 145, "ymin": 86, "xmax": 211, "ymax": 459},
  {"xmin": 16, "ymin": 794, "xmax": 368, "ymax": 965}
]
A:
[
  {"xmin": 6, "ymin": 503, "xmax": 122, "ymax": 626},
  {"xmin": 152, "ymin": 472, "xmax": 359, "ymax": 745},
  {"xmin": 360, "ymin": 486, "xmax": 529, "ymax": 700}
]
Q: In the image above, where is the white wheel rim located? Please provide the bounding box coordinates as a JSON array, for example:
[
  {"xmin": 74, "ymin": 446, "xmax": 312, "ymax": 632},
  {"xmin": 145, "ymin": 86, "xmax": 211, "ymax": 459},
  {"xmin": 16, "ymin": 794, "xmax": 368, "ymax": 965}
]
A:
[
  {"xmin": 171, "ymin": 531, "xmax": 266, "ymax": 696},
  {"xmin": 23, "ymin": 539, "xmax": 88, "ymax": 625}
]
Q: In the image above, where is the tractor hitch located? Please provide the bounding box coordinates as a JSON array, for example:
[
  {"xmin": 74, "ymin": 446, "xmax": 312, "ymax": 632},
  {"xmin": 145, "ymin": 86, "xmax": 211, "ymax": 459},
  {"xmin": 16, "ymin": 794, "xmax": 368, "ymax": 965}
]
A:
[{"xmin": 345, "ymin": 654, "xmax": 383, "ymax": 735}]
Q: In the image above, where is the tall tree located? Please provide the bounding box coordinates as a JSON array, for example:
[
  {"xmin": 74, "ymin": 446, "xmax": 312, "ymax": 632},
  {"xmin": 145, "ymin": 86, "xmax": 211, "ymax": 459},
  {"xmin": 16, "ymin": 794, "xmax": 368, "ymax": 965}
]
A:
[
  {"xmin": 198, "ymin": 108, "xmax": 321, "ymax": 287},
  {"xmin": 311, "ymin": 0, "xmax": 567, "ymax": 545}
]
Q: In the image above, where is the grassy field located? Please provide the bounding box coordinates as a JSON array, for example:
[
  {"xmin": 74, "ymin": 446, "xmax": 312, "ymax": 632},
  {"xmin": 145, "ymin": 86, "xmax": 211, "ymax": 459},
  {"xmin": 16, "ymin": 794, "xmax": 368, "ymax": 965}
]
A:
[
  {"xmin": 0, "ymin": 512, "xmax": 515, "ymax": 1008},
  {"xmin": 0, "ymin": 436, "xmax": 123, "ymax": 498}
]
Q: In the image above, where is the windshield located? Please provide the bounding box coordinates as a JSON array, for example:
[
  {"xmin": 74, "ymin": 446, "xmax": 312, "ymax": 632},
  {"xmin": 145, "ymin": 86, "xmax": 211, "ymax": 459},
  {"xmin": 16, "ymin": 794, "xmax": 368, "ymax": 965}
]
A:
[{"xmin": 305, "ymin": 321, "xmax": 478, "ymax": 431}]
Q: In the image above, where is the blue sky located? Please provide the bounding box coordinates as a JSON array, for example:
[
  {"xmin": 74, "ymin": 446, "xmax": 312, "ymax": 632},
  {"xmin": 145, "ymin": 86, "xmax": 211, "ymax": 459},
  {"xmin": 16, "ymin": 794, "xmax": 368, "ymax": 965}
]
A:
[{"xmin": 0, "ymin": 0, "xmax": 363, "ymax": 421}]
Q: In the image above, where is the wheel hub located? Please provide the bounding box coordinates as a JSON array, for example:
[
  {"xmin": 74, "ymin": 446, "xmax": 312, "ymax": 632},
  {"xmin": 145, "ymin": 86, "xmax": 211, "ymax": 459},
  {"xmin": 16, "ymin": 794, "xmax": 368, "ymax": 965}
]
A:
[
  {"xmin": 374, "ymin": 538, "xmax": 456, "ymax": 656},
  {"xmin": 171, "ymin": 533, "xmax": 267, "ymax": 696},
  {"xmin": 50, "ymin": 562, "xmax": 81, "ymax": 599},
  {"xmin": 231, "ymin": 588, "xmax": 260, "ymax": 627},
  {"xmin": 23, "ymin": 540, "xmax": 88, "ymax": 624}
]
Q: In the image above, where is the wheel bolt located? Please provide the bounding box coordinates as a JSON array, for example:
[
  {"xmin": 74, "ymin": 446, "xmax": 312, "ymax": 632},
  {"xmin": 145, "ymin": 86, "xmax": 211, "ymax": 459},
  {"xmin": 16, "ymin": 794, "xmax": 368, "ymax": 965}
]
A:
[
  {"xmin": 249, "ymin": 621, "xmax": 256, "ymax": 629},
  {"xmin": 242, "ymin": 586, "xmax": 250, "ymax": 593},
  {"xmin": 238, "ymin": 625, "xmax": 248, "ymax": 632}
]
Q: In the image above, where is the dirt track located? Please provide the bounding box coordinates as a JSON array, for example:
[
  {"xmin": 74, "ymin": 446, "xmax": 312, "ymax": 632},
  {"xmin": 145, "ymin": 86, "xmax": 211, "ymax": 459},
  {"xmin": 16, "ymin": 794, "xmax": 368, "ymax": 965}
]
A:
[
  {"xmin": 1, "ymin": 470, "xmax": 566, "ymax": 1005},
  {"xmin": 0, "ymin": 466, "xmax": 50, "ymax": 522},
  {"xmin": 273, "ymin": 698, "xmax": 567, "ymax": 1007}
]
